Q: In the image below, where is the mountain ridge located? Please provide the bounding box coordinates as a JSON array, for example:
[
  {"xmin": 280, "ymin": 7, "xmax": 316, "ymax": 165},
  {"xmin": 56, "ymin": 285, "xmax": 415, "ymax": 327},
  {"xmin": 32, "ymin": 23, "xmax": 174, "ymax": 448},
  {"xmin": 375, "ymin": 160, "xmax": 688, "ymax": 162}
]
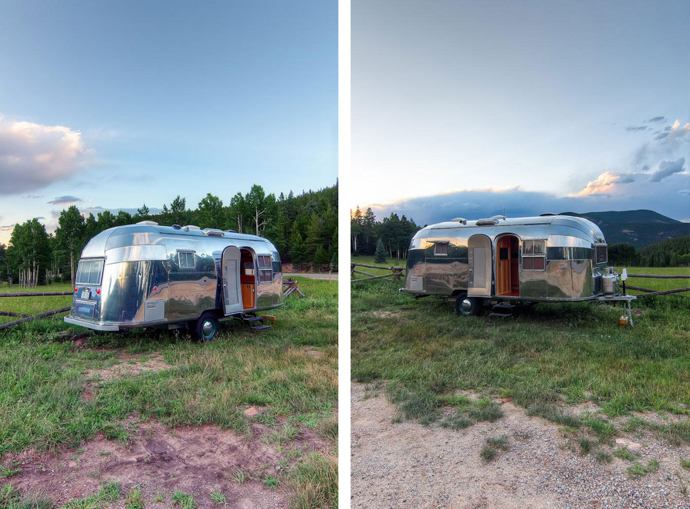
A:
[{"xmin": 560, "ymin": 209, "xmax": 690, "ymax": 247}]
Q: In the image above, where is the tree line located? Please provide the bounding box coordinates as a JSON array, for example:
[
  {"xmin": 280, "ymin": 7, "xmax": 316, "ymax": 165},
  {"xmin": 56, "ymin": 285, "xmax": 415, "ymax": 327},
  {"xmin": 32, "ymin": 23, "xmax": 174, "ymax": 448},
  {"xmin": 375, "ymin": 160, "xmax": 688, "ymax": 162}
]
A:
[
  {"xmin": 351, "ymin": 207, "xmax": 419, "ymax": 261},
  {"xmin": 0, "ymin": 184, "xmax": 337, "ymax": 286},
  {"xmin": 609, "ymin": 236, "xmax": 690, "ymax": 267}
]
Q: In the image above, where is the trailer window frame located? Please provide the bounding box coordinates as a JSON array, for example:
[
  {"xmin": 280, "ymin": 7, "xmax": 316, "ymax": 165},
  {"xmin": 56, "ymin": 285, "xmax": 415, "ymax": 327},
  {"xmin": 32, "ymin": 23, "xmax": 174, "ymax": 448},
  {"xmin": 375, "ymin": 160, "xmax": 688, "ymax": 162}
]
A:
[
  {"xmin": 433, "ymin": 241, "xmax": 449, "ymax": 256},
  {"xmin": 594, "ymin": 244, "xmax": 608, "ymax": 265},
  {"xmin": 177, "ymin": 250, "xmax": 196, "ymax": 270},
  {"xmin": 257, "ymin": 254, "xmax": 273, "ymax": 283},
  {"xmin": 522, "ymin": 239, "xmax": 546, "ymax": 271},
  {"xmin": 75, "ymin": 258, "xmax": 105, "ymax": 285}
]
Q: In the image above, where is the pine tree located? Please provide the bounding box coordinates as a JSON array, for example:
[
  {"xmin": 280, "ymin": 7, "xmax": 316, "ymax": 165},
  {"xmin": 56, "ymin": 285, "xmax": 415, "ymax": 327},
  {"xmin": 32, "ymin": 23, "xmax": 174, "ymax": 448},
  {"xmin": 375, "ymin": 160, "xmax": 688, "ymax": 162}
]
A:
[{"xmin": 374, "ymin": 237, "xmax": 387, "ymax": 263}]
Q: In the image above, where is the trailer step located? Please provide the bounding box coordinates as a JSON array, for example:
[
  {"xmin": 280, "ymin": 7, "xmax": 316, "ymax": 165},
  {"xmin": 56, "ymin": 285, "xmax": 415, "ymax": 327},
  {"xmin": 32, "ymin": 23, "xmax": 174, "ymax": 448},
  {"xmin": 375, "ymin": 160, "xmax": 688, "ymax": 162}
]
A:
[
  {"xmin": 488, "ymin": 311, "xmax": 513, "ymax": 318},
  {"xmin": 488, "ymin": 302, "xmax": 516, "ymax": 318},
  {"xmin": 250, "ymin": 324, "xmax": 272, "ymax": 332},
  {"xmin": 241, "ymin": 315, "xmax": 263, "ymax": 322}
]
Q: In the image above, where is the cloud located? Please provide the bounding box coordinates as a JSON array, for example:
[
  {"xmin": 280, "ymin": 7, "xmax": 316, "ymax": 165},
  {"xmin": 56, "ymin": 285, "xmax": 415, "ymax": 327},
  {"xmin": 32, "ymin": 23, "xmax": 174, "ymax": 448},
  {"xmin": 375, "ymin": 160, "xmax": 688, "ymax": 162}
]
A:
[
  {"xmin": 575, "ymin": 171, "xmax": 634, "ymax": 196},
  {"xmin": 649, "ymin": 116, "xmax": 665, "ymax": 123},
  {"xmin": 678, "ymin": 189, "xmax": 690, "ymax": 196},
  {"xmin": 625, "ymin": 125, "xmax": 648, "ymax": 132},
  {"xmin": 47, "ymin": 195, "xmax": 83, "ymax": 205},
  {"xmin": 369, "ymin": 175, "xmax": 690, "ymax": 227},
  {"xmin": 650, "ymin": 157, "xmax": 686, "ymax": 182},
  {"xmin": 0, "ymin": 115, "xmax": 91, "ymax": 195}
]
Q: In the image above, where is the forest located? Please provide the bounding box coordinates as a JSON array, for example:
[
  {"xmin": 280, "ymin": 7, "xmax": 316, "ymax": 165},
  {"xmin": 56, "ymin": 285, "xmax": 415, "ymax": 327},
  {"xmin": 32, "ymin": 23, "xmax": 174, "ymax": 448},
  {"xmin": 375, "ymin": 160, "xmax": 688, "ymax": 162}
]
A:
[
  {"xmin": 0, "ymin": 184, "xmax": 337, "ymax": 285},
  {"xmin": 350, "ymin": 207, "xmax": 419, "ymax": 260},
  {"xmin": 609, "ymin": 237, "xmax": 690, "ymax": 267}
]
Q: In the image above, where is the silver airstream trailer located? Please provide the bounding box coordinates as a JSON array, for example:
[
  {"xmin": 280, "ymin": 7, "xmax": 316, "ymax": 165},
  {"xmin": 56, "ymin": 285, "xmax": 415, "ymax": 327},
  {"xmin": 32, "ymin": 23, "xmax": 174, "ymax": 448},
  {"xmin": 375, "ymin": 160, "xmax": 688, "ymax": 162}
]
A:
[
  {"xmin": 403, "ymin": 215, "xmax": 630, "ymax": 316},
  {"xmin": 64, "ymin": 222, "xmax": 282, "ymax": 340}
]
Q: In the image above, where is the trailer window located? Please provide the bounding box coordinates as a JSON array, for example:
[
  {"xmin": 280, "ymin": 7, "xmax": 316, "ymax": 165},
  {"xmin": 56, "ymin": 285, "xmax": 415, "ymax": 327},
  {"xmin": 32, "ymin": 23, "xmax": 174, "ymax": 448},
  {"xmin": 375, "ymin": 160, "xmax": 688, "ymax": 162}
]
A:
[
  {"xmin": 522, "ymin": 240, "xmax": 546, "ymax": 271},
  {"xmin": 257, "ymin": 255, "xmax": 273, "ymax": 282},
  {"xmin": 177, "ymin": 251, "xmax": 196, "ymax": 269},
  {"xmin": 434, "ymin": 242, "xmax": 449, "ymax": 256},
  {"xmin": 594, "ymin": 245, "xmax": 608, "ymax": 264},
  {"xmin": 76, "ymin": 259, "xmax": 104, "ymax": 285}
]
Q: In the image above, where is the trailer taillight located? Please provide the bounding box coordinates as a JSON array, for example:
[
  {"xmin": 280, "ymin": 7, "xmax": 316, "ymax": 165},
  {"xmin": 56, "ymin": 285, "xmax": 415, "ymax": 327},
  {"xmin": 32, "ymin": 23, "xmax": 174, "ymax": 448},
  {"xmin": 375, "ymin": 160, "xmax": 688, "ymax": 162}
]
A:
[
  {"xmin": 74, "ymin": 287, "xmax": 78, "ymax": 293},
  {"xmin": 96, "ymin": 288, "xmax": 101, "ymax": 295}
]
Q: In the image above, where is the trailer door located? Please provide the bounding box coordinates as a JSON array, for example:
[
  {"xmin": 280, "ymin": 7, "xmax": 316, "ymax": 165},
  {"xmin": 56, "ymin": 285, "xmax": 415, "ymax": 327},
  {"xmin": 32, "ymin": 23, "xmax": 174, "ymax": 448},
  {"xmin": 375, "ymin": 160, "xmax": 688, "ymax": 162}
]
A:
[
  {"xmin": 221, "ymin": 246, "xmax": 243, "ymax": 315},
  {"xmin": 468, "ymin": 234, "xmax": 492, "ymax": 297}
]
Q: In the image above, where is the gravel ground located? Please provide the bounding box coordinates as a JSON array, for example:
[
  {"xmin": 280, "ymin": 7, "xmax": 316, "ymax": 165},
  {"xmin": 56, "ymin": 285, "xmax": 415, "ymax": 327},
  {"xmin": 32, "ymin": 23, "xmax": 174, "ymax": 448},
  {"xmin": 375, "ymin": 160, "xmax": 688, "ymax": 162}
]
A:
[{"xmin": 351, "ymin": 383, "xmax": 690, "ymax": 509}]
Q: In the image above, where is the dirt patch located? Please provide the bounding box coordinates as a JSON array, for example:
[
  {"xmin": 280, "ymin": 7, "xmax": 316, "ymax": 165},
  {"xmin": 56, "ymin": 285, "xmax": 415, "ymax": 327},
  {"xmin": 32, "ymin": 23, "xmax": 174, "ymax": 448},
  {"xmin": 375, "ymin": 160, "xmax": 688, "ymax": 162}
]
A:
[
  {"xmin": 351, "ymin": 383, "xmax": 690, "ymax": 509},
  {"xmin": 85, "ymin": 353, "xmax": 172, "ymax": 381},
  {"xmin": 303, "ymin": 347, "xmax": 326, "ymax": 359},
  {"xmin": 369, "ymin": 310, "xmax": 403, "ymax": 319},
  {"xmin": 5, "ymin": 421, "xmax": 288, "ymax": 508}
]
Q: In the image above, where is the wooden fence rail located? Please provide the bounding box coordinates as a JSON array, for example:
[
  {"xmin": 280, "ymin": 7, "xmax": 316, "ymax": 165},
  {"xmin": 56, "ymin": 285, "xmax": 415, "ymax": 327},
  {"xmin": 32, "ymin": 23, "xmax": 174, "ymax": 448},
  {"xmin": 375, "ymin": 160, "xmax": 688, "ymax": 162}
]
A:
[
  {"xmin": 0, "ymin": 291, "xmax": 72, "ymax": 298},
  {"xmin": 627, "ymin": 274, "xmax": 690, "ymax": 279},
  {"xmin": 0, "ymin": 290, "xmax": 73, "ymax": 331},
  {"xmin": 351, "ymin": 263, "xmax": 405, "ymax": 284}
]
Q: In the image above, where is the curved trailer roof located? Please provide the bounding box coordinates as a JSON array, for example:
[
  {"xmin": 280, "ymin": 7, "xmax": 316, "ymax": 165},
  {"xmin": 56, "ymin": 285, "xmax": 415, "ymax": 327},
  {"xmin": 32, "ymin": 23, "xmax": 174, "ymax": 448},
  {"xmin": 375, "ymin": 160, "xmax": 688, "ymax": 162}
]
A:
[
  {"xmin": 82, "ymin": 222, "xmax": 276, "ymax": 259},
  {"xmin": 416, "ymin": 215, "xmax": 606, "ymax": 244}
]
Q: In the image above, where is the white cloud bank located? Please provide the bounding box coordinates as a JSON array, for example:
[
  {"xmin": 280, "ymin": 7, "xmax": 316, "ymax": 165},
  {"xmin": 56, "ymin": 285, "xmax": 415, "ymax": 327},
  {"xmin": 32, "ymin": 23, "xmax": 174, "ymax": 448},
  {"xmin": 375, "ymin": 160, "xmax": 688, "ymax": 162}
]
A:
[{"xmin": 0, "ymin": 115, "xmax": 90, "ymax": 195}]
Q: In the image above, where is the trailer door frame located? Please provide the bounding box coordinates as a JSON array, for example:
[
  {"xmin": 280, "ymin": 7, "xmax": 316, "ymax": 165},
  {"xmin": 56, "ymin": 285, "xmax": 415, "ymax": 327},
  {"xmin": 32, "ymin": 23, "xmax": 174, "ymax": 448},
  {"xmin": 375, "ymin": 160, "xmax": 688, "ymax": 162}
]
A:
[
  {"xmin": 221, "ymin": 246, "xmax": 244, "ymax": 315},
  {"xmin": 468, "ymin": 234, "xmax": 493, "ymax": 297}
]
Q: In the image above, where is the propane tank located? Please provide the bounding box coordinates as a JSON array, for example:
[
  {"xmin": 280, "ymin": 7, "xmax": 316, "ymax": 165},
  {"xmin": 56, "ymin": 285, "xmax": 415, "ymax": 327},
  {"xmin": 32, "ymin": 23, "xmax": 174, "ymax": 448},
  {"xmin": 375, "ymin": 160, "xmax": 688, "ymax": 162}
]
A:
[{"xmin": 602, "ymin": 274, "xmax": 615, "ymax": 295}]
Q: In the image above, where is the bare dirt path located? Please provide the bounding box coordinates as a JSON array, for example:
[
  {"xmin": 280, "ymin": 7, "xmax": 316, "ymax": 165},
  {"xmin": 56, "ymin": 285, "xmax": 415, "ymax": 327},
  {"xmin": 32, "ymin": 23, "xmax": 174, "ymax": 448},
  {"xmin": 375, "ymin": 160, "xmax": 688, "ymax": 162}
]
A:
[
  {"xmin": 351, "ymin": 383, "xmax": 690, "ymax": 509},
  {"xmin": 7, "ymin": 421, "xmax": 288, "ymax": 508}
]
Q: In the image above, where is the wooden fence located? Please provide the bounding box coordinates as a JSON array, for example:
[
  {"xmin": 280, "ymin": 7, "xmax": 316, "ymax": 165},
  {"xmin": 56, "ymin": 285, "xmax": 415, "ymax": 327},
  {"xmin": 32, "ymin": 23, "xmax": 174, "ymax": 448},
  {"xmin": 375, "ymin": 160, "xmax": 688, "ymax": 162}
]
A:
[
  {"xmin": 351, "ymin": 263, "xmax": 404, "ymax": 283},
  {"xmin": 624, "ymin": 273, "xmax": 690, "ymax": 297},
  {"xmin": 0, "ymin": 290, "xmax": 73, "ymax": 331}
]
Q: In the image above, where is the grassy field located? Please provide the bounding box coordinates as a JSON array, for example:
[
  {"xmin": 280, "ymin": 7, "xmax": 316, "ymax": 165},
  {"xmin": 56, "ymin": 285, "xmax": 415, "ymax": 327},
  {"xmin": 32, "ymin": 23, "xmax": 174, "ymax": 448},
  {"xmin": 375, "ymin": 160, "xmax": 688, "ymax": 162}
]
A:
[
  {"xmin": 0, "ymin": 282, "xmax": 73, "ymax": 325},
  {"xmin": 0, "ymin": 277, "xmax": 337, "ymax": 508},
  {"xmin": 352, "ymin": 264, "xmax": 690, "ymax": 456}
]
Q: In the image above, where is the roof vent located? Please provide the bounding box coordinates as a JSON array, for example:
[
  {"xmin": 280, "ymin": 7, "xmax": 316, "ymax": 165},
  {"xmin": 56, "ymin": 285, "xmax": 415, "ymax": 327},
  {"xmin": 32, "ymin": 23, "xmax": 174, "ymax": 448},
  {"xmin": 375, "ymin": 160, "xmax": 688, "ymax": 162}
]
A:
[
  {"xmin": 452, "ymin": 217, "xmax": 467, "ymax": 225},
  {"xmin": 171, "ymin": 224, "xmax": 182, "ymax": 229},
  {"xmin": 203, "ymin": 228, "xmax": 225, "ymax": 237},
  {"xmin": 183, "ymin": 225, "xmax": 201, "ymax": 231},
  {"xmin": 136, "ymin": 220, "xmax": 158, "ymax": 225},
  {"xmin": 225, "ymin": 229, "xmax": 236, "ymax": 233},
  {"xmin": 539, "ymin": 212, "xmax": 556, "ymax": 217},
  {"xmin": 476, "ymin": 215, "xmax": 506, "ymax": 226}
]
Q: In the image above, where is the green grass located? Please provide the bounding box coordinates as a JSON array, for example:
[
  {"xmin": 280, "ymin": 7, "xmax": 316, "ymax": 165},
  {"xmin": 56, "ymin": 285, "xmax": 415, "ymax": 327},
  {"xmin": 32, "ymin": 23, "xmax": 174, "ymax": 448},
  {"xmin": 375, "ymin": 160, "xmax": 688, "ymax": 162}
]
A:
[
  {"xmin": 287, "ymin": 453, "xmax": 337, "ymax": 509},
  {"xmin": 350, "ymin": 255, "xmax": 406, "ymax": 278},
  {"xmin": 62, "ymin": 481, "xmax": 121, "ymax": 508},
  {"xmin": 619, "ymin": 266, "xmax": 690, "ymax": 294},
  {"xmin": 172, "ymin": 491, "xmax": 196, "ymax": 509},
  {"xmin": 0, "ymin": 277, "xmax": 337, "ymax": 507},
  {"xmin": 614, "ymin": 447, "xmax": 638, "ymax": 461},
  {"xmin": 480, "ymin": 435, "xmax": 509, "ymax": 462},
  {"xmin": 627, "ymin": 459, "xmax": 660, "ymax": 478},
  {"xmin": 352, "ymin": 274, "xmax": 690, "ymax": 441},
  {"xmin": 0, "ymin": 282, "xmax": 73, "ymax": 325}
]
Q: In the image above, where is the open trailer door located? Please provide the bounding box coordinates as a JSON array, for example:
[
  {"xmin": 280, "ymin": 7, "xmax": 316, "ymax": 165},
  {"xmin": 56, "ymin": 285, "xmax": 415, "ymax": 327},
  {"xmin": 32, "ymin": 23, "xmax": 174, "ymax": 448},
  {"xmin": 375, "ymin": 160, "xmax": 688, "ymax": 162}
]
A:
[
  {"xmin": 221, "ymin": 246, "xmax": 244, "ymax": 315},
  {"xmin": 468, "ymin": 234, "xmax": 492, "ymax": 297}
]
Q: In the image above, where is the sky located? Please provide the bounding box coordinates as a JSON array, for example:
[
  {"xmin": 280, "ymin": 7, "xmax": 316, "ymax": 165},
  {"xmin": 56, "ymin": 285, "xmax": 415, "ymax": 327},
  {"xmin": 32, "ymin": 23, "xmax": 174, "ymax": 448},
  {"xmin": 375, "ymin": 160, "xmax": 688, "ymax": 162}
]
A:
[
  {"xmin": 0, "ymin": 0, "xmax": 337, "ymax": 244},
  {"xmin": 352, "ymin": 0, "xmax": 690, "ymax": 224}
]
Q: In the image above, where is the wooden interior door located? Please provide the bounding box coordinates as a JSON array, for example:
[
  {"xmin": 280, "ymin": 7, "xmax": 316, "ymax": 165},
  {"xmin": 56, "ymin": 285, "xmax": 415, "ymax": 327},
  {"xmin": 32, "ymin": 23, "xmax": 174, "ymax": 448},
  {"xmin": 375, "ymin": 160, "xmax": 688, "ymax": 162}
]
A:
[
  {"xmin": 240, "ymin": 249, "xmax": 256, "ymax": 309},
  {"xmin": 496, "ymin": 237, "xmax": 511, "ymax": 295},
  {"xmin": 496, "ymin": 236, "xmax": 519, "ymax": 296}
]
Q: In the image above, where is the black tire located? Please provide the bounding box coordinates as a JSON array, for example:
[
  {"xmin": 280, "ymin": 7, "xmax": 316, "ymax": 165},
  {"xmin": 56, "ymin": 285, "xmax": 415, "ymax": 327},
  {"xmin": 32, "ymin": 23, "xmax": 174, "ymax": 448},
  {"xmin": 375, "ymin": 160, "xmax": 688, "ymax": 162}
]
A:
[
  {"xmin": 455, "ymin": 295, "xmax": 481, "ymax": 316},
  {"xmin": 193, "ymin": 312, "xmax": 220, "ymax": 342}
]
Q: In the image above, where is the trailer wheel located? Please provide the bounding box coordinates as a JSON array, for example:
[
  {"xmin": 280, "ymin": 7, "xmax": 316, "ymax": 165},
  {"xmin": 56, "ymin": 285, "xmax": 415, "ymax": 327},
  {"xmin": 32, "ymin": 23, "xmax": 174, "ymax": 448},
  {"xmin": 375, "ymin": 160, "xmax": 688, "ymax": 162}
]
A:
[
  {"xmin": 193, "ymin": 313, "xmax": 220, "ymax": 342},
  {"xmin": 456, "ymin": 296, "xmax": 481, "ymax": 316}
]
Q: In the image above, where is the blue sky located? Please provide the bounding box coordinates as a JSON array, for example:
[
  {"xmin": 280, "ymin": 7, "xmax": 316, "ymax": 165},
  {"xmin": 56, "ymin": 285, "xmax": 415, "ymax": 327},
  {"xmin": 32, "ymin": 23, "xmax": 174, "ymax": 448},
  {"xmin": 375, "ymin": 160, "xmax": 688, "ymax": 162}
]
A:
[
  {"xmin": 353, "ymin": 0, "xmax": 690, "ymax": 223},
  {"xmin": 0, "ymin": 0, "xmax": 337, "ymax": 243}
]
